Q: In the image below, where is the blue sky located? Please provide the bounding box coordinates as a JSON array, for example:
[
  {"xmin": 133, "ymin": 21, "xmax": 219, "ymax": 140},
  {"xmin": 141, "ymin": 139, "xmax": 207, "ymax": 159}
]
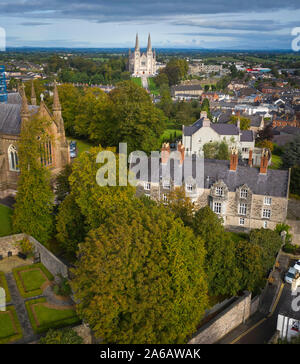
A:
[{"xmin": 0, "ymin": 0, "xmax": 300, "ymax": 49}]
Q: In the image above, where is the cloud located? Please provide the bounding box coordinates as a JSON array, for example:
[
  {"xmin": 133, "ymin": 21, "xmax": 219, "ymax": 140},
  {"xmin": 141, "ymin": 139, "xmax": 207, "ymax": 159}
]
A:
[
  {"xmin": 20, "ymin": 22, "xmax": 52, "ymax": 26},
  {"xmin": 0, "ymin": 0, "xmax": 299, "ymax": 23}
]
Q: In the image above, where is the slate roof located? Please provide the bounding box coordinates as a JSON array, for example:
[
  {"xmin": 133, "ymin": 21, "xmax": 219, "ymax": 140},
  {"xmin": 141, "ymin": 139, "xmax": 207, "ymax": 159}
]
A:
[
  {"xmin": 0, "ymin": 103, "xmax": 39, "ymax": 135},
  {"xmin": 133, "ymin": 157, "xmax": 289, "ymax": 198},
  {"xmin": 7, "ymin": 93, "xmax": 22, "ymax": 105},
  {"xmin": 183, "ymin": 116, "xmax": 254, "ymax": 141}
]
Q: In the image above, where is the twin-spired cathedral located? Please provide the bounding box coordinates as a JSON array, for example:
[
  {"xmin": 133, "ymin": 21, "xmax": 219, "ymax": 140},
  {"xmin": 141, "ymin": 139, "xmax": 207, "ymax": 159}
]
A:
[
  {"xmin": 128, "ymin": 34, "xmax": 157, "ymax": 76},
  {"xmin": 0, "ymin": 82, "xmax": 70, "ymax": 198}
]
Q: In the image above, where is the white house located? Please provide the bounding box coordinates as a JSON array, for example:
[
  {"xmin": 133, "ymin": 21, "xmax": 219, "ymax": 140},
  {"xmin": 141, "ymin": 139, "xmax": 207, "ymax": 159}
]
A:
[{"xmin": 182, "ymin": 111, "xmax": 255, "ymax": 160}]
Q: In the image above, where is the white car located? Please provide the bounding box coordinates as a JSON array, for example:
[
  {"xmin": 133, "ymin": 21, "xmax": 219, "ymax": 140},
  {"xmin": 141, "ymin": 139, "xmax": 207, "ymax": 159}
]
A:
[
  {"xmin": 294, "ymin": 260, "xmax": 300, "ymax": 272},
  {"xmin": 285, "ymin": 267, "xmax": 298, "ymax": 284}
]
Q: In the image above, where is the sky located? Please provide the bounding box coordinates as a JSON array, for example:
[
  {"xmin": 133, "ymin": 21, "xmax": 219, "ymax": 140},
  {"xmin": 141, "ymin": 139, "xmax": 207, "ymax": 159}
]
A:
[{"xmin": 0, "ymin": 0, "xmax": 300, "ymax": 50}]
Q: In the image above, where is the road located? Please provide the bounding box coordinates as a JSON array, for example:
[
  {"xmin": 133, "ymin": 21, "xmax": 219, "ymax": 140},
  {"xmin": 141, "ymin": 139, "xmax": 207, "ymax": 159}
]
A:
[
  {"xmin": 141, "ymin": 76, "xmax": 149, "ymax": 90},
  {"xmin": 234, "ymin": 284, "xmax": 299, "ymax": 344}
]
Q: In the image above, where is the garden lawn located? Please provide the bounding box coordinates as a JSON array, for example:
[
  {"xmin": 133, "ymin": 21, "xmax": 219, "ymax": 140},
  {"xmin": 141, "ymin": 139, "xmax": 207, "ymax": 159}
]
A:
[
  {"xmin": 160, "ymin": 129, "xmax": 182, "ymax": 143},
  {"xmin": 131, "ymin": 77, "xmax": 142, "ymax": 87},
  {"xmin": 0, "ymin": 272, "xmax": 11, "ymax": 303},
  {"xmin": 148, "ymin": 77, "xmax": 160, "ymax": 95},
  {"xmin": 0, "ymin": 306, "xmax": 23, "ymax": 344},
  {"xmin": 26, "ymin": 298, "xmax": 81, "ymax": 333},
  {"xmin": 13, "ymin": 263, "xmax": 54, "ymax": 298},
  {"xmin": 0, "ymin": 204, "xmax": 13, "ymax": 237},
  {"xmin": 270, "ymin": 154, "xmax": 282, "ymax": 170}
]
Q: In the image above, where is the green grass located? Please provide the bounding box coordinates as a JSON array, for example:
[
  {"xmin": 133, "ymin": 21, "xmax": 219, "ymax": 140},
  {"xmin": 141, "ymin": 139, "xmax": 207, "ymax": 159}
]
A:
[
  {"xmin": 0, "ymin": 272, "xmax": 11, "ymax": 303},
  {"xmin": 0, "ymin": 204, "xmax": 13, "ymax": 237},
  {"xmin": 160, "ymin": 129, "xmax": 182, "ymax": 143},
  {"xmin": 26, "ymin": 298, "xmax": 81, "ymax": 333},
  {"xmin": 0, "ymin": 306, "xmax": 23, "ymax": 344},
  {"xmin": 13, "ymin": 263, "xmax": 54, "ymax": 298},
  {"xmin": 130, "ymin": 77, "xmax": 142, "ymax": 87},
  {"xmin": 148, "ymin": 77, "xmax": 160, "ymax": 95},
  {"xmin": 270, "ymin": 154, "xmax": 282, "ymax": 170}
]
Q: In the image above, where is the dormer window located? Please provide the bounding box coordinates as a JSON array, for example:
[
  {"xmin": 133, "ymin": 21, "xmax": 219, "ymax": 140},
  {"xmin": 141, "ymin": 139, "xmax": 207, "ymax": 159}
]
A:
[
  {"xmin": 264, "ymin": 196, "xmax": 272, "ymax": 206},
  {"xmin": 240, "ymin": 189, "xmax": 248, "ymax": 198},
  {"xmin": 186, "ymin": 184, "xmax": 194, "ymax": 192},
  {"xmin": 215, "ymin": 187, "xmax": 224, "ymax": 197}
]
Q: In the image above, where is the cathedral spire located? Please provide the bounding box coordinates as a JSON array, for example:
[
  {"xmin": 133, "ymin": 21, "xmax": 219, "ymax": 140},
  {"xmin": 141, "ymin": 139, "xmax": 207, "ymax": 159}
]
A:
[
  {"xmin": 147, "ymin": 33, "xmax": 152, "ymax": 52},
  {"xmin": 53, "ymin": 80, "xmax": 61, "ymax": 114},
  {"xmin": 135, "ymin": 33, "xmax": 140, "ymax": 51},
  {"xmin": 31, "ymin": 80, "xmax": 36, "ymax": 105}
]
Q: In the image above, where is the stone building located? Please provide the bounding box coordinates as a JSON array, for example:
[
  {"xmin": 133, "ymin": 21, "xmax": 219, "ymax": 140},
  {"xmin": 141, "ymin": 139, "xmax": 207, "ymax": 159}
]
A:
[
  {"xmin": 0, "ymin": 82, "xmax": 70, "ymax": 198},
  {"xmin": 134, "ymin": 145, "xmax": 290, "ymax": 232},
  {"xmin": 128, "ymin": 34, "xmax": 157, "ymax": 76}
]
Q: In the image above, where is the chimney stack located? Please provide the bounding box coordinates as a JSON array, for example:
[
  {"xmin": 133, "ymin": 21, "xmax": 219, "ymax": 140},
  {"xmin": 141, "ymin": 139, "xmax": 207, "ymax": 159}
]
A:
[
  {"xmin": 161, "ymin": 143, "xmax": 170, "ymax": 164},
  {"xmin": 201, "ymin": 111, "xmax": 211, "ymax": 127},
  {"xmin": 248, "ymin": 149, "xmax": 253, "ymax": 167},
  {"xmin": 237, "ymin": 111, "xmax": 241, "ymax": 130},
  {"xmin": 230, "ymin": 147, "xmax": 238, "ymax": 171},
  {"xmin": 177, "ymin": 141, "xmax": 185, "ymax": 165},
  {"xmin": 260, "ymin": 149, "xmax": 269, "ymax": 174}
]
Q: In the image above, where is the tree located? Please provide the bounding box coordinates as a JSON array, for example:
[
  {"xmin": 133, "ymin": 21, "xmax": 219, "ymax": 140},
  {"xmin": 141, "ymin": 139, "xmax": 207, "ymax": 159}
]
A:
[
  {"xmin": 256, "ymin": 124, "xmax": 274, "ymax": 142},
  {"xmin": 249, "ymin": 229, "xmax": 282, "ymax": 273},
  {"xmin": 282, "ymin": 136, "xmax": 300, "ymax": 168},
  {"xmin": 71, "ymin": 201, "xmax": 208, "ymax": 344},
  {"xmin": 203, "ymin": 141, "xmax": 229, "ymax": 160},
  {"xmin": 55, "ymin": 164, "xmax": 73, "ymax": 205},
  {"xmin": 39, "ymin": 328, "xmax": 83, "ymax": 344},
  {"xmin": 256, "ymin": 139, "xmax": 274, "ymax": 152},
  {"xmin": 230, "ymin": 115, "xmax": 251, "ymax": 130},
  {"xmin": 56, "ymin": 194, "xmax": 86, "ymax": 260},
  {"xmin": 165, "ymin": 186, "xmax": 195, "ymax": 227},
  {"xmin": 57, "ymin": 84, "xmax": 82, "ymax": 137},
  {"xmin": 107, "ymin": 81, "xmax": 166, "ymax": 154},
  {"xmin": 192, "ymin": 207, "xmax": 242, "ymax": 297},
  {"xmin": 201, "ymin": 98, "xmax": 212, "ymax": 120},
  {"xmin": 13, "ymin": 116, "xmax": 54, "ymax": 245}
]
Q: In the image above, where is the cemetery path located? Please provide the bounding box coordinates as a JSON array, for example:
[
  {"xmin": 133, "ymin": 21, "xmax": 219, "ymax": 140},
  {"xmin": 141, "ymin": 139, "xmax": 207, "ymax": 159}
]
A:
[{"xmin": 5, "ymin": 272, "xmax": 39, "ymax": 344}]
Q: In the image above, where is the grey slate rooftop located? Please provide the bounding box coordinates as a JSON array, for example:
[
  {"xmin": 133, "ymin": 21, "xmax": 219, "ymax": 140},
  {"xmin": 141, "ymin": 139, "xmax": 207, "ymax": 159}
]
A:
[
  {"xmin": 133, "ymin": 157, "xmax": 289, "ymax": 198},
  {"xmin": 183, "ymin": 116, "xmax": 253, "ymax": 141}
]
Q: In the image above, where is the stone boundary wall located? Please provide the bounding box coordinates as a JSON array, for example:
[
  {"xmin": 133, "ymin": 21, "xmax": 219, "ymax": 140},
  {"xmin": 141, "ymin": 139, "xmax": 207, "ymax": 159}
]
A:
[
  {"xmin": 0, "ymin": 234, "xmax": 68, "ymax": 278},
  {"xmin": 250, "ymin": 295, "xmax": 260, "ymax": 316},
  {"xmin": 189, "ymin": 291, "xmax": 252, "ymax": 344}
]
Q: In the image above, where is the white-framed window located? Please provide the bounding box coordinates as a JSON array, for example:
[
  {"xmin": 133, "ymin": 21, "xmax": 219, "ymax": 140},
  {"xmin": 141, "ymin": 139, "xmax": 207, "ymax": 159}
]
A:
[
  {"xmin": 239, "ymin": 203, "xmax": 247, "ymax": 216},
  {"xmin": 186, "ymin": 184, "xmax": 193, "ymax": 192},
  {"xmin": 240, "ymin": 189, "xmax": 248, "ymax": 198},
  {"xmin": 264, "ymin": 196, "xmax": 272, "ymax": 206},
  {"xmin": 162, "ymin": 194, "xmax": 168, "ymax": 202},
  {"xmin": 262, "ymin": 208, "xmax": 271, "ymax": 219},
  {"xmin": 213, "ymin": 202, "xmax": 222, "ymax": 214},
  {"xmin": 215, "ymin": 187, "xmax": 224, "ymax": 196},
  {"xmin": 239, "ymin": 217, "xmax": 245, "ymax": 226},
  {"xmin": 8, "ymin": 145, "xmax": 19, "ymax": 171},
  {"xmin": 144, "ymin": 182, "xmax": 151, "ymax": 191},
  {"xmin": 263, "ymin": 221, "xmax": 268, "ymax": 229},
  {"xmin": 163, "ymin": 180, "xmax": 170, "ymax": 190}
]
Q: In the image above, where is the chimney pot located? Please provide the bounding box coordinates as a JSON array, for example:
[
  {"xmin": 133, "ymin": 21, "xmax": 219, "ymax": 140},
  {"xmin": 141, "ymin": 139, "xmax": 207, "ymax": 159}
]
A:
[{"xmin": 230, "ymin": 147, "xmax": 238, "ymax": 171}]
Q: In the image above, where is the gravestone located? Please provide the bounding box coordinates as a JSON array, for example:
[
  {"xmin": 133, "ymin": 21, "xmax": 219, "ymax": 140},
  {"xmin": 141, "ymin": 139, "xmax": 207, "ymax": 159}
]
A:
[{"xmin": 0, "ymin": 287, "xmax": 6, "ymax": 312}]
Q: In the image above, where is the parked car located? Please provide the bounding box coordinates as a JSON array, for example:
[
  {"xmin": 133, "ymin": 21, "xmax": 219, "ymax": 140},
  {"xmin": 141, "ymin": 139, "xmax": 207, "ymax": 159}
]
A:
[
  {"xmin": 285, "ymin": 267, "xmax": 298, "ymax": 284},
  {"xmin": 69, "ymin": 141, "xmax": 77, "ymax": 158},
  {"xmin": 294, "ymin": 260, "xmax": 300, "ymax": 272}
]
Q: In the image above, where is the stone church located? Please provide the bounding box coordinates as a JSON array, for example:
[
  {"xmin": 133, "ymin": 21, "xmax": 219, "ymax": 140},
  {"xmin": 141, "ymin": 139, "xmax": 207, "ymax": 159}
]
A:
[
  {"xmin": 0, "ymin": 82, "xmax": 70, "ymax": 198},
  {"xmin": 128, "ymin": 33, "xmax": 157, "ymax": 76}
]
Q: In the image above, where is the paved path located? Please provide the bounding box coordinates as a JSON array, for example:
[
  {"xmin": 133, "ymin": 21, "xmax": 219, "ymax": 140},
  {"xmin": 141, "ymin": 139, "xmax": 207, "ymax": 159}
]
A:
[
  {"xmin": 141, "ymin": 76, "xmax": 148, "ymax": 90},
  {"xmin": 5, "ymin": 273, "xmax": 39, "ymax": 344}
]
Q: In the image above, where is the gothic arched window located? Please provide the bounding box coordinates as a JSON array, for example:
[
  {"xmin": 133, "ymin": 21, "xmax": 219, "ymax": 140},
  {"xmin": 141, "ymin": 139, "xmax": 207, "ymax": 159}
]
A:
[
  {"xmin": 8, "ymin": 145, "xmax": 19, "ymax": 171},
  {"xmin": 40, "ymin": 139, "xmax": 53, "ymax": 167}
]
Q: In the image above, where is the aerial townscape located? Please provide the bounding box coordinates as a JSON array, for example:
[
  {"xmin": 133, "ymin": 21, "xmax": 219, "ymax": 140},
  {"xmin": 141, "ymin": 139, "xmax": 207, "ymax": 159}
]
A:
[{"xmin": 0, "ymin": 0, "xmax": 300, "ymax": 352}]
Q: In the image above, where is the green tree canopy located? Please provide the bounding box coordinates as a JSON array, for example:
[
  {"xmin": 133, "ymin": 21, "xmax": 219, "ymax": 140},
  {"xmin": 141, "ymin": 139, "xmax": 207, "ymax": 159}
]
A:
[{"xmin": 71, "ymin": 200, "xmax": 208, "ymax": 344}]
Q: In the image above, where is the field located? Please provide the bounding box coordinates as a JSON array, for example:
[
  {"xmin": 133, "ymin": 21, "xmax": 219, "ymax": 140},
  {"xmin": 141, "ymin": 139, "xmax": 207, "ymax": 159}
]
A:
[
  {"xmin": 0, "ymin": 204, "xmax": 13, "ymax": 237},
  {"xmin": 131, "ymin": 77, "xmax": 142, "ymax": 87}
]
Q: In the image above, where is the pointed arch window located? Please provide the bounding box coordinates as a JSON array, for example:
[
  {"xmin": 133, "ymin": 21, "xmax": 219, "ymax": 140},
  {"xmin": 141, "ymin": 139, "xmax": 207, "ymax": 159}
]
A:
[
  {"xmin": 40, "ymin": 139, "xmax": 53, "ymax": 167},
  {"xmin": 8, "ymin": 145, "xmax": 19, "ymax": 171}
]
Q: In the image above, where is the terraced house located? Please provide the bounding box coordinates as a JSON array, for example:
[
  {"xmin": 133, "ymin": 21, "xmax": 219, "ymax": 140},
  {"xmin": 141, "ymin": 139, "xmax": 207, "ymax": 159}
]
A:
[
  {"xmin": 0, "ymin": 82, "xmax": 70, "ymax": 198},
  {"xmin": 135, "ymin": 145, "xmax": 290, "ymax": 231}
]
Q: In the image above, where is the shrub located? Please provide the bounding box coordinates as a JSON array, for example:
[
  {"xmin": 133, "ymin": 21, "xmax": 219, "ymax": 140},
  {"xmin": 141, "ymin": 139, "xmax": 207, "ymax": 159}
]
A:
[
  {"xmin": 282, "ymin": 243, "xmax": 298, "ymax": 255},
  {"xmin": 39, "ymin": 328, "xmax": 83, "ymax": 344},
  {"xmin": 19, "ymin": 238, "xmax": 34, "ymax": 256}
]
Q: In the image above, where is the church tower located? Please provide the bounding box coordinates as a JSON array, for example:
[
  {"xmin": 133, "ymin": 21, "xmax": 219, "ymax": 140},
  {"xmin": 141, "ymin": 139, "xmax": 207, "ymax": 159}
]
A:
[{"xmin": 128, "ymin": 33, "xmax": 156, "ymax": 76}]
